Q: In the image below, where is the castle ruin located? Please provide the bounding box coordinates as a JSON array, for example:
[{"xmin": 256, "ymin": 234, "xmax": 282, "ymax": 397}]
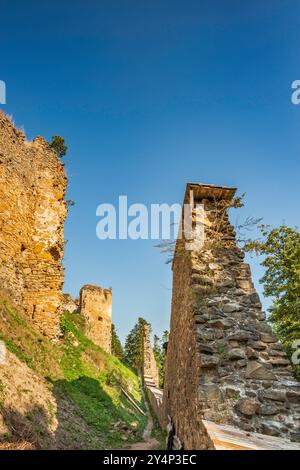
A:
[
  {"xmin": 79, "ymin": 285, "xmax": 112, "ymax": 353},
  {"xmin": 0, "ymin": 112, "xmax": 67, "ymax": 337},
  {"xmin": 142, "ymin": 324, "xmax": 159, "ymax": 388},
  {"xmin": 163, "ymin": 183, "xmax": 300, "ymax": 449}
]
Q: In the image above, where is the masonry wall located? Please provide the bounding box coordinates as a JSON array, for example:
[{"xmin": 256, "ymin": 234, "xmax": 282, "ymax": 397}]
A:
[
  {"xmin": 0, "ymin": 112, "xmax": 67, "ymax": 337},
  {"xmin": 163, "ymin": 184, "xmax": 300, "ymax": 449},
  {"xmin": 146, "ymin": 387, "xmax": 165, "ymax": 429},
  {"xmin": 143, "ymin": 324, "xmax": 159, "ymax": 388},
  {"xmin": 79, "ymin": 285, "xmax": 112, "ymax": 353},
  {"xmin": 62, "ymin": 294, "xmax": 79, "ymax": 314},
  {"xmin": 163, "ymin": 237, "xmax": 213, "ymax": 450}
]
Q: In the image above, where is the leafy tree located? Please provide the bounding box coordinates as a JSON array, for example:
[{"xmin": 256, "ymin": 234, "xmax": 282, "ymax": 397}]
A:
[
  {"xmin": 50, "ymin": 135, "xmax": 68, "ymax": 158},
  {"xmin": 124, "ymin": 317, "xmax": 150, "ymax": 373},
  {"xmin": 66, "ymin": 199, "xmax": 75, "ymax": 208},
  {"xmin": 111, "ymin": 324, "xmax": 124, "ymax": 360},
  {"xmin": 162, "ymin": 330, "xmax": 169, "ymax": 346},
  {"xmin": 245, "ymin": 224, "xmax": 300, "ymax": 377}
]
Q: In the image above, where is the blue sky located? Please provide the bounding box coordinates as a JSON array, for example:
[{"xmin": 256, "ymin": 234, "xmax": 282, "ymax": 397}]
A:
[{"xmin": 1, "ymin": 0, "xmax": 299, "ymax": 342}]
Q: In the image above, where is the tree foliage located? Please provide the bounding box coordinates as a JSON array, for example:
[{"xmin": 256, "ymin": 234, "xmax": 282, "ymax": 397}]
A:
[
  {"xmin": 111, "ymin": 324, "xmax": 124, "ymax": 361},
  {"xmin": 50, "ymin": 135, "xmax": 68, "ymax": 158},
  {"xmin": 124, "ymin": 317, "xmax": 150, "ymax": 373},
  {"xmin": 245, "ymin": 224, "xmax": 300, "ymax": 377}
]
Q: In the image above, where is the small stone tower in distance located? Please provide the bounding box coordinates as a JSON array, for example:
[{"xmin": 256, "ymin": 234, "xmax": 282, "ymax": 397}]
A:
[
  {"xmin": 143, "ymin": 324, "xmax": 160, "ymax": 388},
  {"xmin": 79, "ymin": 285, "xmax": 112, "ymax": 353}
]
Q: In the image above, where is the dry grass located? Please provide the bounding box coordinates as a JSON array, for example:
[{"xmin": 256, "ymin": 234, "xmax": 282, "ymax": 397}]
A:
[{"xmin": 0, "ymin": 441, "xmax": 35, "ymax": 450}]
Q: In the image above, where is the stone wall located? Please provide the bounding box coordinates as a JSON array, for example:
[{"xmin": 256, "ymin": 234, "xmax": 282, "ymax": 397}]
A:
[
  {"xmin": 163, "ymin": 183, "xmax": 300, "ymax": 449},
  {"xmin": 142, "ymin": 324, "xmax": 159, "ymax": 388},
  {"xmin": 79, "ymin": 285, "xmax": 112, "ymax": 353},
  {"xmin": 0, "ymin": 112, "xmax": 67, "ymax": 337},
  {"xmin": 146, "ymin": 386, "xmax": 165, "ymax": 429},
  {"xmin": 62, "ymin": 294, "xmax": 79, "ymax": 313},
  {"xmin": 162, "ymin": 230, "xmax": 213, "ymax": 449}
]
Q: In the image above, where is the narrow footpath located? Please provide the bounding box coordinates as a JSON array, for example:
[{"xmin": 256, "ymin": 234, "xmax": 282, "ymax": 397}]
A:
[{"xmin": 128, "ymin": 389, "xmax": 159, "ymax": 451}]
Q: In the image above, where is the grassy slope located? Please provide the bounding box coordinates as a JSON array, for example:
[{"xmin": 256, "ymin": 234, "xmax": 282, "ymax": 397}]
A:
[{"xmin": 0, "ymin": 295, "xmax": 146, "ymax": 449}]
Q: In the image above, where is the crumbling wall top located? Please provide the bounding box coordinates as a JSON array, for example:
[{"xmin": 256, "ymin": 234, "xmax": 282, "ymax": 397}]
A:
[{"xmin": 184, "ymin": 182, "xmax": 237, "ymax": 203}]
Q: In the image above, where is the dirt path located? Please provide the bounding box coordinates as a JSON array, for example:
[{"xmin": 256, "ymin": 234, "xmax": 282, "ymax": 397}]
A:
[{"xmin": 128, "ymin": 392, "xmax": 159, "ymax": 450}]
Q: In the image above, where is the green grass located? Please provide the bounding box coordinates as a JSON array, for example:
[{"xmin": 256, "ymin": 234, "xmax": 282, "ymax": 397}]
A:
[
  {"xmin": 56, "ymin": 311, "xmax": 147, "ymax": 448},
  {"xmin": 0, "ymin": 297, "xmax": 147, "ymax": 449}
]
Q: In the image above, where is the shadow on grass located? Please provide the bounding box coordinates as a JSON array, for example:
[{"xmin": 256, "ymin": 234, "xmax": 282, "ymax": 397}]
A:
[{"xmin": 0, "ymin": 376, "xmax": 144, "ymax": 449}]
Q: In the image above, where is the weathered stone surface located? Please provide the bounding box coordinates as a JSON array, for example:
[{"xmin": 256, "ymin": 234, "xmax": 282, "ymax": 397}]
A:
[
  {"xmin": 163, "ymin": 183, "xmax": 300, "ymax": 449},
  {"xmin": 237, "ymin": 279, "xmax": 253, "ymax": 291},
  {"xmin": 142, "ymin": 324, "xmax": 160, "ymax": 388},
  {"xmin": 268, "ymin": 358, "xmax": 290, "ymax": 366},
  {"xmin": 228, "ymin": 348, "xmax": 246, "ymax": 360},
  {"xmin": 227, "ymin": 331, "xmax": 253, "ymax": 342},
  {"xmin": 223, "ymin": 302, "xmax": 242, "ymax": 313},
  {"xmin": 245, "ymin": 361, "xmax": 276, "ymax": 381},
  {"xmin": 192, "ymin": 284, "xmax": 212, "ymax": 295},
  {"xmin": 287, "ymin": 390, "xmax": 300, "ymax": 403},
  {"xmin": 225, "ymin": 387, "xmax": 241, "ymax": 399},
  {"xmin": 200, "ymin": 384, "xmax": 222, "ymax": 401},
  {"xmin": 236, "ymin": 398, "xmax": 259, "ymax": 416},
  {"xmin": 257, "ymin": 312, "xmax": 267, "ymax": 321},
  {"xmin": 62, "ymin": 294, "xmax": 78, "ymax": 313},
  {"xmin": 246, "ymin": 347, "xmax": 259, "ymax": 359},
  {"xmin": 196, "ymin": 329, "xmax": 216, "ymax": 341},
  {"xmin": 79, "ymin": 285, "xmax": 112, "ymax": 353},
  {"xmin": 194, "ymin": 314, "xmax": 209, "ymax": 324},
  {"xmin": 262, "ymin": 390, "xmax": 286, "ymax": 402},
  {"xmin": 260, "ymin": 333, "xmax": 278, "ymax": 343},
  {"xmin": 198, "ymin": 343, "xmax": 215, "ymax": 354},
  {"xmin": 269, "ymin": 349, "xmax": 286, "ymax": 357},
  {"xmin": 259, "ymin": 323, "xmax": 273, "ymax": 334},
  {"xmin": 261, "ymin": 421, "xmax": 286, "ymax": 437},
  {"xmin": 258, "ymin": 404, "xmax": 279, "ymax": 416},
  {"xmin": 201, "ymin": 355, "xmax": 219, "ymax": 368},
  {"xmin": 249, "ymin": 293, "xmax": 261, "ymax": 305},
  {"xmin": 207, "ymin": 319, "xmax": 233, "ymax": 329},
  {"xmin": 236, "ymin": 359, "xmax": 247, "ymax": 368},
  {"xmin": 248, "ymin": 340, "xmax": 266, "ymax": 350},
  {"xmin": 0, "ymin": 112, "xmax": 67, "ymax": 337},
  {"xmin": 191, "ymin": 273, "xmax": 213, "ymax": 285}
]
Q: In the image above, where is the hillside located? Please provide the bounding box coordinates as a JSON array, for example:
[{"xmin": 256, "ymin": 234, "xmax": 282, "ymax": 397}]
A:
[{"xmin": 0, "ymin": 292, "xmax": 146, "ymax": 449}]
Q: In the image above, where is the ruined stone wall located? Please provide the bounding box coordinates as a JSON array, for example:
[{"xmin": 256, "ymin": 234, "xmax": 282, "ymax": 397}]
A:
[
  {"xmin": 79, "ymin": 285, "xmax": 112, "ymax": 353},
  {"xmin": 163, "ymin": 183, "xmax": 300, "ymax": 449},
  {"xmin": 61, "ymin": 294, "xmax": 79, "ymax": 314},
  {"xmin": 146, "ymin": 386, "xmax": 165, "ymax": 429},
  {"xmin": 163, "ymin": 236, "xmax": 214, "ymax": 449},
  {"xmin": 142, "ymin": 324, "xmax": 159, "ymax": 388},
  {"xmin": 0, "ymin": 112, "xmax": 67, "ymax": 337}
]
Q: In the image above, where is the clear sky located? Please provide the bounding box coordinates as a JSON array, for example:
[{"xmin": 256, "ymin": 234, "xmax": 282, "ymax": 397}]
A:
[{"xmin": 1, "ymin": 0, "xmax": 299, "ymax": 342}]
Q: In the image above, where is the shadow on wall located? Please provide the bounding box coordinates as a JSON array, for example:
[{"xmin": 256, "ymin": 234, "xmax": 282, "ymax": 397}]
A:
[{"xmin": 0, "ymin": 376, "xmax": 142, "ymax": 450}]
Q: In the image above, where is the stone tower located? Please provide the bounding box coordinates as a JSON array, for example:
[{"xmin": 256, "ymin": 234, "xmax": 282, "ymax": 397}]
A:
[
  {"xmin": 0, "ymin": 112, "xmax": 67, "ymax": 337},
  {"xmin": 143, "ymin": 324, "xmax": 159, "ymax": 388},
  {"xmin": 163, "ymin": 183, "xmax": 300, "ymax": 449},
  {"xmin": 79, "ymin": 285, "xmax": 112, "ymax": 353}
]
